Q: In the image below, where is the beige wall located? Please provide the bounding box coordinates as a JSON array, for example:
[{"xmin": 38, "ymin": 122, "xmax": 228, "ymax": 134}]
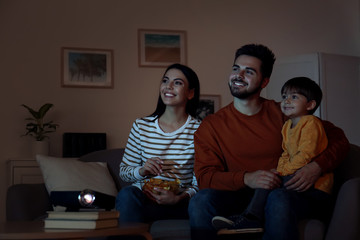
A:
[{"xmin": 0, "ymin": 0, "xmax": 359, "ymax": 221}]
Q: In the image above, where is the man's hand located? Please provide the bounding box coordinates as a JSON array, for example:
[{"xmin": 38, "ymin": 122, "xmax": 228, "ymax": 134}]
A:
[
  {"xmin": 285, "ymin": 162, "xmax": 322, "ymax": 192},
  {"xmin": 244, "ymin": 169, "xmax": 281, "ymax": 189}
]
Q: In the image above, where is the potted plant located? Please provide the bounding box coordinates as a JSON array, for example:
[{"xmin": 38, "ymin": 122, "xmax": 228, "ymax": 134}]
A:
[{"xmin": 22, "ymin": 103, "xmax": 59, "ymax": 155}]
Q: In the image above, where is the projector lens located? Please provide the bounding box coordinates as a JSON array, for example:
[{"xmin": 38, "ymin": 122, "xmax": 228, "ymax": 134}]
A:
[{"xmin": 78, "ymin": 189, "xmax": 95, "ymax": 206}]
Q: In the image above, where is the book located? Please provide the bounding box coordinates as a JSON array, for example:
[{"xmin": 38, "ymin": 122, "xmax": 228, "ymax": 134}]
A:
[
  {"xmin": 46, "ymin": 210, "xmax": 120, "ymax": 220},
  {"xmin": 217, "ymin": 227, "xmax": 264, "ymax": 235},
  {"xmin": 44, "ymin": 218, "xmax": 118, "ymax": 229}
]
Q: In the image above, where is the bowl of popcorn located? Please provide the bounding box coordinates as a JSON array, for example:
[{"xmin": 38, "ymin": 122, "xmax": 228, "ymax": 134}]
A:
[{"xmin": 142, "ymin": 178, "xmax": 180, "ymax": 194}]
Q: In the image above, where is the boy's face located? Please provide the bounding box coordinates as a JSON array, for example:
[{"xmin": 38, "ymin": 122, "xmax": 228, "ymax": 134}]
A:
[{"xmin": 281, "ymin": 90, "xmax": 315, "ymax": 119}]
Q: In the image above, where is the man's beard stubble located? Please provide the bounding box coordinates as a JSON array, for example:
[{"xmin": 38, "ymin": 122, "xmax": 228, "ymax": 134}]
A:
[{"xmin": 228, "ymin": 81, "xmax": 262, "ymax": 99}]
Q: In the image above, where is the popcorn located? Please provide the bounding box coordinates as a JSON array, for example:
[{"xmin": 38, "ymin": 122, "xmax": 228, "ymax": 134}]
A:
[{"xmin": 142, "ymin": 178, "xmax": 180, "ymax": 194}]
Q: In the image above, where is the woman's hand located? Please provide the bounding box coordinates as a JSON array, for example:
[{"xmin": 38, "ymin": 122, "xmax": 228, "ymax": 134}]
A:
[
  {"xmin": 139, "ymin": 157, "xmax": 163, "ymax": 177},
  {"xmin": 244, "ymin": 169, "xmax": 281, "ymax": 189},
  {"xmin": 143, "ymin": 188, "xmax": 183, "ymax": 205}
]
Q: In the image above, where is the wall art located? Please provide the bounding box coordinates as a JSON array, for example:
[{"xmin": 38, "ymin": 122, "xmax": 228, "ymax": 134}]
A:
[
  {"xmin": 61, "ymin": 47, "xmax": 114, "ymax": 88},
  {"xmin": 138, "ymin": 29, "xmax": 187, "ymax": 67}
]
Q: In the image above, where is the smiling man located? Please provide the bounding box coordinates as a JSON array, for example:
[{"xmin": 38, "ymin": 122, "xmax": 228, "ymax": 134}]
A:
[{"xmin": 188, "ymin": 44, "xmax": 349, "ymax": 240}]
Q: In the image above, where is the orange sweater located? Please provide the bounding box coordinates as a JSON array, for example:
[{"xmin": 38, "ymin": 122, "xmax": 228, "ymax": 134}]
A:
[
  {"xmin": 194, "ymin": 99, "xmax": 349, "ymax": 191},
  {"xmin": 194, "ymin": 100, "xmax": 285, "ymax": 191}
]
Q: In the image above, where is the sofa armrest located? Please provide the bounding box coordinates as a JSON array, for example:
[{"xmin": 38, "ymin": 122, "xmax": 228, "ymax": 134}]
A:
[
  {"xmin": 333, "ymin": 144, "xmax": 360, "ymax": 194},
  {"xmin": 325, "ymin": 178, "xmax": 360, "ymax": 240},
  {"xmin": 298, "ymin": 219, "xmax": 326, "ymax": 240},
  {"xmin": 6, "ymin": 184, "xmax": 52, "ymax": 221}
]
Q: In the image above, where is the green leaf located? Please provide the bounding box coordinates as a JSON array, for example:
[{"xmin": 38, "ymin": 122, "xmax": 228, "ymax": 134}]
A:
[
  {"xmin": 38, "ymin": 103, "xmax": 54, "ymax": 118},
  {"xmin": 21, "ymin": 104, "xmax": 40, "ymax": 119}
]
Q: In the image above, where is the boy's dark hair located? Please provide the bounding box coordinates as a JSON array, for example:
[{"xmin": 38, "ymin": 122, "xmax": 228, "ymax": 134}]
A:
[
  {"xmin": 150, "ymin": 63, "xmax": 200, "ymax": 118},
  {"xmin": 234, "ymin": 44, "xmax": 276, "ymax": 79},
  {"xmin": 281, "ymin": 77, "xmax": 322, "ymax": 114}
]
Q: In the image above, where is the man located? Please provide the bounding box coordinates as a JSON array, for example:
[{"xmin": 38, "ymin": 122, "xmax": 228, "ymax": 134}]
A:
[{"xmin": 188, "ymin": 44, "xmax": 349, "ymax": 240}]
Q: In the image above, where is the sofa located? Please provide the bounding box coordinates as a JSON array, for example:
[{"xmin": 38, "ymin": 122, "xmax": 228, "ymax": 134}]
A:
[{"xmin": 6, "ymin": 144, "xmax": 360, "ymax": 240}]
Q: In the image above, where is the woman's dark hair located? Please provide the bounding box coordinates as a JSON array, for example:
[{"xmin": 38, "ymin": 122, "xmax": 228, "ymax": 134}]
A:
[
  {"xmin": 149, "ymin": 63, "xmax": 200, "ymax": 118},
  {"xmin": 235, "ymin": 44, "xmax": 276, "ymax": 79},
  {"xmin": 281, "ymin": 77, "xmax": 322, "ymax": 114}
]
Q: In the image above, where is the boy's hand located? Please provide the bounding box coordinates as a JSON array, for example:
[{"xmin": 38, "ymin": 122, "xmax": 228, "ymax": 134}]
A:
[{"xmin": 285, "ymin": 162, "xmax": 321, "ymax": 191}]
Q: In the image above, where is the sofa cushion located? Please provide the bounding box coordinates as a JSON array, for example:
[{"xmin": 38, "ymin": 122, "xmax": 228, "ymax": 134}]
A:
[
  {"xmin": 79, "ymin": 148, "xmax": 129, "ymax": 190},
  {"xmin": 36, "ymin": 155, "xmax": 118, "ymax": 197}
]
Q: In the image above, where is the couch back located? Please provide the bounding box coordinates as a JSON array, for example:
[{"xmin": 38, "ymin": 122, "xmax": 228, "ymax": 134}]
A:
[
  {"xmin": 79, "ymin": 144, "xmax": 360, "ymax": 194},
  {"xmin": 79, "ymin": 145, "xmax": 360, "ymax": 193},
  {"xmin": 79, "ymin": 148, "xmax": 130, "ymax": 191},
  {"xmin": 6, "ymin": 145, "xmax": 360, "ymax": 221}
]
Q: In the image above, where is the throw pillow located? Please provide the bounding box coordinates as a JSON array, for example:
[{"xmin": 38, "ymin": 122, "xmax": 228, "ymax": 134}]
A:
[{"xmin": 36, "ymin": 155, "xmax": 118, "ymax": 197}]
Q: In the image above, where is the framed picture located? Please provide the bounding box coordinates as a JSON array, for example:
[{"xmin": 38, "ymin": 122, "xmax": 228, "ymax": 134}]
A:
[
  {"xmin": 196, "ymin": 94, "xmax": 221, "ymax": 120},
  {"xmin": 61, "ymin": 47, "xmax": 114, "ymax": 88},
  {"xmin": 138, "ymin": 29, "xmax": 187, "ymax": 67}
]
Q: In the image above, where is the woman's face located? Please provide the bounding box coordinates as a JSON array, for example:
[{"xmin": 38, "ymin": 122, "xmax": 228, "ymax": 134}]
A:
[{"xmin": 160, "ymin": 68, "xmax": 194, "ymax": 108}]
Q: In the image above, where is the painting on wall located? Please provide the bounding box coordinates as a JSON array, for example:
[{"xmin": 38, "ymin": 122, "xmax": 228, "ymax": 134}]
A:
[
  {"xmin": 61, "ymin": 47, "xmax": 114, "ymax": 88},
  {"xmin": 196, "ymin": 95, "xmax": 221, "ymax": 120},
  {"xmin": 138, "ymin": 29, "xmax": 187, "ymax": 67}
]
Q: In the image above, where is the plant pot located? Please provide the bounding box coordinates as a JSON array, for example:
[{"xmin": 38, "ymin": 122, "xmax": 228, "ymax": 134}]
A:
[{"xmin": 32, "ymin": 140, "xmax": 49, "ymax": 157}]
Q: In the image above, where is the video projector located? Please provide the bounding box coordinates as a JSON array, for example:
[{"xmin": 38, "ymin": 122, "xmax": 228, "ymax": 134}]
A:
[{"xmin": 50, "ymin": 189, "xmax": 115, "ymax": 211}]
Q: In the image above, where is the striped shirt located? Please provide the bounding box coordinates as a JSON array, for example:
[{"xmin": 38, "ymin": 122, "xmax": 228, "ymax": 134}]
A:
[{"xmin": 120, "ymin": 115, "xmax": 201, "ymax": 197}]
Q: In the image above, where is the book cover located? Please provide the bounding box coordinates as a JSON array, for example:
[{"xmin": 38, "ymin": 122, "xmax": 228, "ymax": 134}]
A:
[
  {"xmin": 44, "ymin": 219, "xmax": 118, "ymax": 229},
  {"xmin": 217, "ymin": 228, "xmax": 264, "ymax": 234},
  {"xmin": 46, "ymin": 210, "xmax": 119, "ymax": 220}
]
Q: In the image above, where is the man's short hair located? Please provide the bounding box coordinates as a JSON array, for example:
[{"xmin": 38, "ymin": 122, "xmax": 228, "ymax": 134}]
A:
[{"xmin": 235, "ymin": 44, "xmax": 276, "ymax": 79}]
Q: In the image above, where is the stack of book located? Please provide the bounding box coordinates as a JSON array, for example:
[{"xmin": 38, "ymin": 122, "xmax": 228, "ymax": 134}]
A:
[{"xmin": 44, "ymin": 210, "xmax": 120, "ymax": 230}]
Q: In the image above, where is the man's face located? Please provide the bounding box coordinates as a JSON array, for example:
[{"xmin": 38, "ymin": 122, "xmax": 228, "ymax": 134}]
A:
[{"xmin": 228, "ymin": 55, "xmax": 267, "ymax": 99}]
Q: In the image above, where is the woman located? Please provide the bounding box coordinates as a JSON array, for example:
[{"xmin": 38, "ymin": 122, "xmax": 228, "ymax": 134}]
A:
[{"xmin": 116, "ymin": 63, "xmax": 201, "ymax": 222}]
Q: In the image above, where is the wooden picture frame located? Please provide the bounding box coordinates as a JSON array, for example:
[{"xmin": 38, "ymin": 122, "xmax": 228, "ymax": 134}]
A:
[
  {"xmin": 61, "ymin": 47, "xmax": 114, "ymax": 88},
  {"xmin": 138, "ymin": 29, "xmax": 187, "ymax": 67},
  {"xmin": 196, "ymin": 94, "xmax": 221, "ymax": 120}
]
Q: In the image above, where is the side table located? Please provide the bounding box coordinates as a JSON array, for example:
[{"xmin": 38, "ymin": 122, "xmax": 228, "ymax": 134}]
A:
[{"xmin": 0, "ymin": 221, "xmax": 152, "ymax": 240}]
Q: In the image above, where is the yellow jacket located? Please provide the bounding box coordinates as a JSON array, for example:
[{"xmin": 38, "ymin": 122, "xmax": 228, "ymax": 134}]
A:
[{"xmin": 277, "ymin": 115, "xmax": 333, "ymax": 193}]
